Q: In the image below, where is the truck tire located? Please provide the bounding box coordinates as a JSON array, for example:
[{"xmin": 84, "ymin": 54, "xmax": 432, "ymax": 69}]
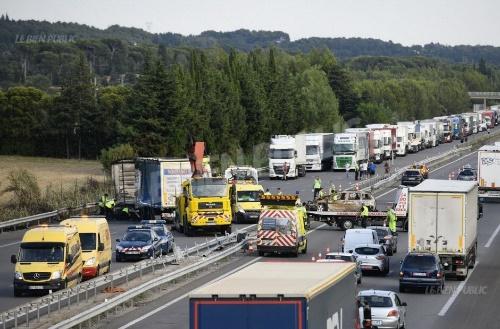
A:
[
  {"xmin": 457, "ymin": 267, "xmax": 468, "ymax": 281},
  {"xmin": 341, "ymin": 219, "xmax": 354, "ymax": 230},
  {"xmin": 301, "ymin": 240, "xmax": 308, "ymax": 254}
]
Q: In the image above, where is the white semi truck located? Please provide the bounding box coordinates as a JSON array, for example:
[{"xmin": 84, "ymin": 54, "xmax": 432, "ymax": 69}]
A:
[
  {"xmin": 332, "ymin": 131, "xmax": 369, "ymax": 170},
  {"xmin": 394, "ymin": 124, "xmax": 409, "ymax": 156},
  {"xmin": 478, "ymin": 143, "xmax": 500, "ymax": 202},
  {"xmin": 408, "ymin": 180, "xmax": 479, "ymax": 280},
  {"xmin": 268, "ymin": 135, "xmax": 306, "ymax": 179},
  {"xmin": 296, "ymin": 133, "xmax": 335, "ymax": 171},
  {"xmin": 398, "ymin": 122, "xmax": 421, "ymax": 153}
]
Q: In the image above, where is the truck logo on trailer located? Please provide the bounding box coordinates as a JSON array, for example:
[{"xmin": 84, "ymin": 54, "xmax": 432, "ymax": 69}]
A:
[{"xmin": 326, "ymin": 309, "xmax": 342, "ymax": 329}]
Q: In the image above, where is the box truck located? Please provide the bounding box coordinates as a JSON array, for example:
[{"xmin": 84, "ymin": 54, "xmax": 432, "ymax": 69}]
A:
[
  {"xmin": 478, "ymin": 143, "xmax": 500, "ymax": 202},
  {"xmin": 268, "ymin": 135, "xmax": 306, "ymax": 179},
  {"xmin": 408, "ymin": 180, "xmax": 478, "ymax": 280},
  {"xmin": 297, "ymin": 133, "xmax": 335, "ymax": 171},
  {"xmin": 332, "ymin": 131, "xmax": 369, "ymax": 170},
  {"xmin": 136, "ymin": 158, "xmax": 193, "ymax": 221},
  {"xmin": 111, "ymin": 160, "xmax": 137, "ymax": 209},
  {"xmin": 189, "ymin": 262, "xmax": 358, "ymax": 329}
]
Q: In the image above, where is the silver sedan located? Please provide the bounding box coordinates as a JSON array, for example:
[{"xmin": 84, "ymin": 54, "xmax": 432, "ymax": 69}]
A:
[
  {"xmin": 353, "ymin": 244, "xmax": 390, "ymax": 275},
  {"xmin": 358, "ymin": 290, "xmax": 407, "ymax": 329}
]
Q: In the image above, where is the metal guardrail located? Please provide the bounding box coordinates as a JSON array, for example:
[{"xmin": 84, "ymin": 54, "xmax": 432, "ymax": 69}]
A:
[
  {"xmin": 0, "ymin": 204, "xmax": 99, "ymax": 232},
  {"xmin": 49, "ymin": 239, "xmax": 248, "ymax": 329},
  {"xmin": 0, "ymin": 226, "xmax": 252, "ymax": 329}
]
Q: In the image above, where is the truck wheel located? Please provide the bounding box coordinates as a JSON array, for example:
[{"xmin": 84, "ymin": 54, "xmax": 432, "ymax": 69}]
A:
[
  {"xmin": 291, "ymin": 249, "xmax": 299, "ymax": 257},
  {"xmin": 342, "ymin": 219, "xmax": 354, "ymax": 230},
  {"xmin": 301, "ymin": 240, "xmax": 308, "ymax": 254}
]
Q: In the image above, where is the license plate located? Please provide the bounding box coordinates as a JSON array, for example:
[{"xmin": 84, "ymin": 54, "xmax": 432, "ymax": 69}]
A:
[
  {"xmin": 361, "ymin": 265, "xmax": 372, "ymax": 269},
  {"xmin": 29, "ymin": 286, "xmax": 44, "ymax": 290},
  {"xmin": 372, "ymin": 320, "xmax": 382, "ymax": 325},
  {"xmin": 162, "ymin": 213, "xmax": 174, "ymax": 218},
  {"xmin": 413, "ymin": 272, "xmax": 427, "ymax": 277},
  {"xmin": 126, "ymin": 251, "xmax": 140, "ymax": 254},
  {"xmin": 206, "ymin": 222, "xmax": 216, "ymax": 225}
]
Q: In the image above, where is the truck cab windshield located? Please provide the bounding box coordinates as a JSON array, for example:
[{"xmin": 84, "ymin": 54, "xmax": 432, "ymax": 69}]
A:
[
  {"xmin": 261, "ymin": 217, "xmax": 293, "ymax": 235},
  {"xmin": 269, "ymin": 149, "xmax": 294, "ymax": 159},
  {"xmin": 333, "ymin": 144, "xmax": 355, "ymax": 153},
  {"xmin": 306, "ymin": 145, "xmax": 319, "ymax": 155},
  {"xmin": 191, "ymin": 184, "xmax": 227, "ymax": 197},
  {"xmin": 19, "ymin": 242, "xmax": 65, "ymax": 262},
  {"xmin": 237, "ymin": 191, "xmax": 261, "ymax": 202}
]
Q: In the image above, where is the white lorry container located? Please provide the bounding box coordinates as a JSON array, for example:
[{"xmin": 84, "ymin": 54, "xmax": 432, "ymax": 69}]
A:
[
  {"xmin": 332, "ymin": 131, "xmax": 369, "ymax": 170},
  {"xmin": 394, "ymin": 124, "xmax": 408, "ymax": 156},
  {"xmin": 478, "ymin": 143, "xmax": 500, "ymax": 202},
  {"xmin": 419, "ymin": 120, "xmax": 436, "ymax": 147},
  {"xmin": 408, "ymin": 180, "xmax": 478, "ymax": 280},
  {"xmin": 268, "ymin": 135, "xmax": 306, "ymax": 179},
  {"xmin": 398, "ymin": 122, "xmax": 421, "ymax": 153},
  {"xmin": 111, "ymin": 160, "xmax": 137, "ymax": 207},
  {"xmin": 136, "ymin": 158, "xmax": 193, "ymax": 221},
  {"xmin": 297, "ymin": 133, "xmax": 335, "ymax": 171},
  {"xmin": 433, "ymin": 116, "xmax": 452, "ymax": 143}
]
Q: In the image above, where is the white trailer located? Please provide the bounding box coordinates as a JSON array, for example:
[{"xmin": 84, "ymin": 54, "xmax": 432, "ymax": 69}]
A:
[
  {"xmin": 332, "ymin": 131, "xmax": 369, "ymax": 170},
  {"xmin": 433, "ymin": 116, "xmax": 452, "ymax": 143},
  {"xmin": 419, "ymin": 120, "xmax": 436, "ymax": 147},
  {"xmin": 111, "ymin": 160, "xmax": 137, "ymax": 207},
  {"xmin": 478, "ymin": 143, "xmax": 500, "ymax": 202},
  {"xmin": 296, "ymin": 133, "xmax": 335, "ymax": 171},
  {"xmin": 365, "ymin": 124, "xmax": 395, "ymax": 160},
  {"xmin": 268, "ymin": 135, "xmax": 306, "ymax": 179},
  {"xmin": 398, "ymin": 121, "xmax": 422, "ymax": 153},
  {"xmin": 409, "ymin": 180, "xmax": 478, "ymax": 280},
  {"xmin": 394, "ymin": 124, "xmax": 409, "ymax": 156}
]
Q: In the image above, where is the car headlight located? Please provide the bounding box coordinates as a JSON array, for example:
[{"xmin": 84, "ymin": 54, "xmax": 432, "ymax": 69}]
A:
[
  {"xmin": 237, "ymin": 205, "xmax": 245, "ymax": 213},
  {"xmin": 84, "ymin": 257, "xmax": 96, "ymax": 266},
  {"xmin": 116, "ymin": 245, "xmax": 123, "ymax": 252},
  {"xmin": 141, "ymin": 245, "xmax": 152, "ymax": 252},
  {"xmin": 14, "ymin": 271, "xmax": 23, "ymax": 280},
  {"xmin": 51, "ymin": 271, "xmax": 62, "ymax": 280}
]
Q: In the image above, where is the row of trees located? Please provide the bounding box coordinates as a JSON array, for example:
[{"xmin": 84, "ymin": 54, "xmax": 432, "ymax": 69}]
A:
[{"xmin": 0, "ymin": 48, "xmax": 347, "ymax": 159}]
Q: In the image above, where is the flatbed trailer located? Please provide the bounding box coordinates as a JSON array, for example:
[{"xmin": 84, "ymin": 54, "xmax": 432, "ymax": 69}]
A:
[{"xmin": 308, "ymin": 187, "xmax": 409, "ymax": 230}]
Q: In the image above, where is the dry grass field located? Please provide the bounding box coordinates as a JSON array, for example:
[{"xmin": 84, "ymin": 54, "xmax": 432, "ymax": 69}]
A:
[{"xmin": 0, "ymin": 156, "xmax": 106, "ymax": 205}]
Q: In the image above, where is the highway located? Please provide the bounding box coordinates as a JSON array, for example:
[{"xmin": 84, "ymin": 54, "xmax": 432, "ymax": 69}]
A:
[{"xmin": 0, "ymin": 128, "xmax": 498, "ymax": 328}]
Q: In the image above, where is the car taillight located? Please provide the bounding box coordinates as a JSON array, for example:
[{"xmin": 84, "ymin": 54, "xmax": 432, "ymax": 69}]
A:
[
  {"xmin": 437, "ymin": 272, "xmax": 442, "ymax": 278},
  {"xmin": 376, "ymin": 255, "xmax": 385, "ymax": 260},
  {"xmin": 387, "ymin": 309, "xmax": 399, "ymax": 317},
  {"xmin": 454, "ymin": 259, "xmax": 464, "ymax": 265}
]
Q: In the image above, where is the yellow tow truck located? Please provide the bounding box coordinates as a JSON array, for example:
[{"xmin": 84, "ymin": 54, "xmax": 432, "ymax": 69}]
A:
[
  {"xmin": 174, "ymin": 177, "xmax": 232, "ymax": 236},
  {"xmin": 225, "ymin": 166, "xmax": 264, "ymax": 223}
]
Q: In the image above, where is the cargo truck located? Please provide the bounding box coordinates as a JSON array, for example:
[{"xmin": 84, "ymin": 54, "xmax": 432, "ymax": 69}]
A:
[
  {"xmin": 136, "ymin": 158, "xmax": 193, "ymax": 221},
  {"xmin": 297, "ymin": 133, "xmax": 335, "ymax": 171},
  {"xmin": 394, "ymin": 124, "xmax": 409, "ymax": 156},
  {"xmin": 189, "ymin": 262, "xmax": 358, "ymax": 329},
  {"xmin": 450, "ymin": 116, "xmax": 463, "ymax": 140},
  {"xmin": 478, "ymin": 143, "xmax": 500, "ymax": 202},
  {"xmin": 111, "ymin": 160, "xmax": 137, "ymax": 210},
  {"xmin": 408, "ymin": 180, "xmax": 478, "ymax": 280},
  {"xmin": 346, "ymin": 128, "xmax": 381, "ymax": 163},
  {"xmin": 268, "ymin": 135, "xmax": 306, "ymax": 179},
  {"xmin": 332, "ymin": 131, "xmax": 369, "ymax": 170},
  {"xmin": 433, "ymin": 116, "xmax": 452, "ymax": 142}
]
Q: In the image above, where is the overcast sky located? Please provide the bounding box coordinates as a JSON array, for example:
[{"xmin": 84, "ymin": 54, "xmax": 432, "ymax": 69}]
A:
[{"xmin": 4, "ymin": 0, "xmax": 500, "ymax": 46}]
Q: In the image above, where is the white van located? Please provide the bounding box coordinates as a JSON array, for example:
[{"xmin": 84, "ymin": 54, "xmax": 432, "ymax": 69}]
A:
[{"xmin": 342, "ymin": 229, "xmax": 379, "ymax": 253}]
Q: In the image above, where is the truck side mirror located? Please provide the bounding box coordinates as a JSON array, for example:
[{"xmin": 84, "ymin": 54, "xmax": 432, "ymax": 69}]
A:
[
  {"xmin": 98, "ymin": 242, "xmax": 105, "ymax": 252},
  {"xmin": 66, "ymin": 254, "xmax": 73, "ymax": 264},
  {"xmin": 10, "ymin": 255, "xmax": 17, "ymax": 264}
]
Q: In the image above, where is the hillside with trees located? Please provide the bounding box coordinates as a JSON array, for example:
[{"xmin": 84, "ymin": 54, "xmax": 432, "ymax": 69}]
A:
[{"xmin": 1, "ymin": 16, "xmax": 499, "ymax": 162}]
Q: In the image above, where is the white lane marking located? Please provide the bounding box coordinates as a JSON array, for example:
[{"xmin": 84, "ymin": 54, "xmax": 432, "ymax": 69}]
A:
[
  {"xmin": 117, "ymin": 257, "xmax": 263, "ymax": 329},
  {"xmin": 0, "ymin": 241, "xmax": 20, "ymax": 248},
  {"xmin": 438, "ymin": 261, "xmax": 479, "ymax": 316},
  {"xmin": 485, "ymin": 223, "xmax": 500, "ymax": 248}
]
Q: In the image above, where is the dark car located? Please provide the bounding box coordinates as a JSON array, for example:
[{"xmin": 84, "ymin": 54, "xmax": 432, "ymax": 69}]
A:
[
  {"xmin": 399, "ymin": 252, "xmax": 445, "ymax": 293},
  {"xmin": 140, "ymin": 220, "xmax": 175, "ymax": 254},
  {"xmin": 401, "ymin": 169, "xmax": 424, "ymax": 186},
  {"xmin": 115, "ymin": 228, "xmax": 162, "ymax": 262},
  {"xmin": 456, "ymin": 169, "xmax": 477, "ymax": 181},
  {"xmin": 368, "ymin": 226, "xmax": 398, "ymax": 256}
]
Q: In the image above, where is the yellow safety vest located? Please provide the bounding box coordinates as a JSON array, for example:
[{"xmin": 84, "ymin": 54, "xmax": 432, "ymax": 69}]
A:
[{"xmin": 361, "ymin": 206, "xmax": 369, "ymax": 217}]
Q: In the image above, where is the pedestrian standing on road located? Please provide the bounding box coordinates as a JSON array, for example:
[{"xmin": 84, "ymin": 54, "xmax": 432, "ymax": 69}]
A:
[
  {"xmin": 385, "ymin": 207, "xmax": 397, "ymax": 234},
  {"xmin": 368, "ymin": 161, "xmax": 376, "ymax": 176},
  {"xmin": 318, "ymin": 187, "xmax": 325, "ymax": 199},
  {"xmin": 283, "ymin": 162, "xmax": 289, "ymax": 181},
  {"xmin": 295, "ymin": 191, "xmax": 302, "ymax": 206},
  {"xmin": 354, "ymin": 162, "xmax": 360, "ymax": 181},
  {"xmin": 277, "ymin": 187, "xmax": 283, "ymax": 195},
  {"xmin": 360, "ymin": 203, "xmax": 369, "ymax": 228},
  {"xmin": 361, "ymin": 161, "xmax": 368, "ymax": 179},
  {"xmin": 345, "ymin": 162, "xmax": 350, "ymax": 178},
  {"xmin": 384, "ymin": 161, "xmax": 390, "ymax": 176},
  {"xmin": 313, "ymin": 176, "xmax": 322, "ymax": 199}
]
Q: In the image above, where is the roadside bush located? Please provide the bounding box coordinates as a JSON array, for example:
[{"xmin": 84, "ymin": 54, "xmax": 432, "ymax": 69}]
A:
[
  {"xmin": 99, "ymin": 144, "xmax": 136, "ymax": 172},
  {"xmin": 1, "ymin": 169, "xmax": 42, "ymax": 211}
]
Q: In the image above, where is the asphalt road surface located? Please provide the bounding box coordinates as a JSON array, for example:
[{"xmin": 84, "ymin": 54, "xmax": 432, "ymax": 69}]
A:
[{"xmin": 0, "ymin": 128, "xmax": 499, "ymax": 329}]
